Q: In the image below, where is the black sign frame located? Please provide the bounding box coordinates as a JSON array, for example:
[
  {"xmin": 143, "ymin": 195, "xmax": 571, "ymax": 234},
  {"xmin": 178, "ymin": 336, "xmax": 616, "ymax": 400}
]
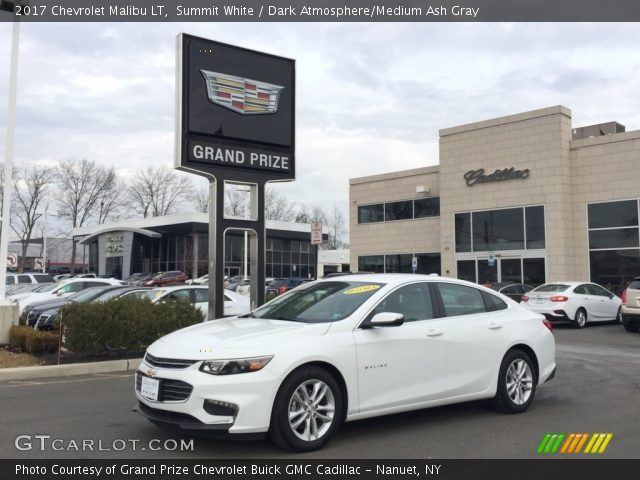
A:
[{"xmin": 175, "ymin": 33, "xmax": 296, "ymax": 182}]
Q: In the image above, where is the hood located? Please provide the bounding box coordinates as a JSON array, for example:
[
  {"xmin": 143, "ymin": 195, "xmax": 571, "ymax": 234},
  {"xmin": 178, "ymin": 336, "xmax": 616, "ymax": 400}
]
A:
[
  {"xmin": 26, "ymin": 298, "xmax": 70, "ymax": 312},
  {"xmin": 149, "ymin": 317, "xmax": 331, "ymax": 360}
]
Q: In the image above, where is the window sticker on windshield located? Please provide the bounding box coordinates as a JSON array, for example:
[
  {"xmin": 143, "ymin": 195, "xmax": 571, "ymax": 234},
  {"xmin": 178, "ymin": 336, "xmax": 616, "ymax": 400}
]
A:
[{"xmin": 343, "ymin": 285, "xmax": 381, "ymax": 295}]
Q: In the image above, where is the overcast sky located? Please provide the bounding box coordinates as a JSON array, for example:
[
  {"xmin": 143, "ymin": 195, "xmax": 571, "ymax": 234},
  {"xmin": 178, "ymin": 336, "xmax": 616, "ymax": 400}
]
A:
[{"xmin": 1, "ymin": 22, "xmax": 639, "ymax": 230}]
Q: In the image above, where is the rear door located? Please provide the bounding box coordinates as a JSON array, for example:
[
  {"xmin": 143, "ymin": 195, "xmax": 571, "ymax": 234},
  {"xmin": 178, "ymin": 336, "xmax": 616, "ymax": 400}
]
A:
[
  {"xmin": 586, "ymin": 284, "xmax": 619, "ymax": 320},
  {"xmin": 434, "ymin": 282, "xmax": 509, "ymax": 397},
  {"xmin": 573, "ymin": 284, "xmax": 599, "ymax": 319}
]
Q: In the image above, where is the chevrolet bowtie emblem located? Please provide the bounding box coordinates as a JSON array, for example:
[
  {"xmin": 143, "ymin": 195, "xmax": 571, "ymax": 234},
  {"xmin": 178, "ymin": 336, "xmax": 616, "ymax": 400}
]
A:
[
  {"xmin": 146, "ymin": 368, "xmax": 157, "ymax": 377},
  {"xmin": 201, "ymin": 70, "xmax": 284, "ymax": 115}
]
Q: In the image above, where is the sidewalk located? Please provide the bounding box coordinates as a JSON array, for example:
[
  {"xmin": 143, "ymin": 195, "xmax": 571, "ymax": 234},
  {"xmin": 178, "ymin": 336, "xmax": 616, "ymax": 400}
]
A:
[{"xmin": 0, "ymin": 357, "xmax": 142, "ymax": 382}]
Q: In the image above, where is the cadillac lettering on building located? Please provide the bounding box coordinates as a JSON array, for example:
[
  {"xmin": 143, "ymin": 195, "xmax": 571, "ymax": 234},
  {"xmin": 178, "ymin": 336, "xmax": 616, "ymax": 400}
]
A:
[{"xmin": 464, "ymin": 167, "xmax": 530, "ymax": 187}]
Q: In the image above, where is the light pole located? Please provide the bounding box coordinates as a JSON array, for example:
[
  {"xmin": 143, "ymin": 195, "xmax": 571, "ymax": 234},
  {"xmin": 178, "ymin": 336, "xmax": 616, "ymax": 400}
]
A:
[{"xmin": 0, "ymin": 3, "xmax": 20, "ymax": 301}]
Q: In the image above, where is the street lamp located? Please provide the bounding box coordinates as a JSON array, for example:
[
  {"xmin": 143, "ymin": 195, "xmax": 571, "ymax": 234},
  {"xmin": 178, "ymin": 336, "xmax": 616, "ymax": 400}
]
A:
[{"xmin": 0, "ymin": 2, "xmax": 20, "ymax": 300}]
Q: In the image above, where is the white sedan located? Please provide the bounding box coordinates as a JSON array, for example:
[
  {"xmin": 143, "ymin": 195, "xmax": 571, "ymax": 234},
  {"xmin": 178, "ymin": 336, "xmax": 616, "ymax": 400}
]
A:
[
  {"xmin": 134, "ymin": 274, "xmax": 556, "ymax": 451},
  {"xmin": 521, "ymin": 282, "xmax": 622, "ymax": 328},
  {"xmin": 146, "ymin": 285, "xmax": 249, "ymax": 319}
]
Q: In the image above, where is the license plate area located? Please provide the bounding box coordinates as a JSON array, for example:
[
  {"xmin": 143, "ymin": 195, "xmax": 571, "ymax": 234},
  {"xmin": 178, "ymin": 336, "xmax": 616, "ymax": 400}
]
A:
[{"xmin": 140, "ymin": 376, "xmax": 160, "ymax": 401}]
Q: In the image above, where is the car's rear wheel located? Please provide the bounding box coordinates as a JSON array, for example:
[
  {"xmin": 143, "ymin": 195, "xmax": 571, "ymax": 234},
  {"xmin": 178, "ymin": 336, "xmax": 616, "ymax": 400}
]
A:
[
  {"xmin": 269, "ymin": 366, "xmax": 343, "ymax": 452},
  {"xmin": 492, "ymin": 349, "xmax": 537, "ymax": 413},
  {"xmin": 574, "ymin": 308, "xmax": 587, "ymax": 328},
  {"xmin": 616, "ymin": 307, "xmax": 622, "ymax": 323},
  {"xmin": 624, "ymin": 323, "xmax": 639, "ymax": 333}
]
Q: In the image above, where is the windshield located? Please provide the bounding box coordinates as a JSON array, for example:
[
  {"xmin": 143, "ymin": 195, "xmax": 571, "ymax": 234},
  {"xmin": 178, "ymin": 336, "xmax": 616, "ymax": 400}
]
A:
[
  {"xmin": 37, "ymin": 283, "xmax": 60, "ymax": 293},
  {"xmin": 533, "ymin": 284, "xmax": 570, "ymax": 292},
  {"xmin": 251, "ymin": 281, "xmax": 385, "ymax": 323},
  {"xmin": 144, "ymin": 289, "xmax": 167, "ymax": 301},
  {"xmin": 68, "ymin": 287, "xmax": 109, "ymax": 303}
]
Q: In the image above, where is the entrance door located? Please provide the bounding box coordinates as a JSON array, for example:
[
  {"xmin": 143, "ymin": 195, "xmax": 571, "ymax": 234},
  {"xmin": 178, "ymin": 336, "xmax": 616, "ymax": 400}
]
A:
[{"xmin": 457, "ymin": 256, "xmax": 546, "ymax": 286}]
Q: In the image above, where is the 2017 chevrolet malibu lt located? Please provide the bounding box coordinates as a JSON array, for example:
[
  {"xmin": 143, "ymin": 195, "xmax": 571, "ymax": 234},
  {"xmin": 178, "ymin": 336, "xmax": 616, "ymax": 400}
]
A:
[{"xmin": 134, "ymin": 274, "xmax": 556, "ymax": 451}]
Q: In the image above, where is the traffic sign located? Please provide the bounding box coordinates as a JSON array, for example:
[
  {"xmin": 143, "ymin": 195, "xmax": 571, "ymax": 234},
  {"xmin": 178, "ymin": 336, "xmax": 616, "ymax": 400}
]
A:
[
  {"xmin": 311, "ymin": 222, "xmax": 323, "ymax": 245},
  {"xmin": 7, "ymin": 253, "xmax": 17, "ymax": 268},
  {"xmin": 34, "ymin": 258, "xmax": 44, "ymax": 270},
  {"xmin": 411, "ymin": 256, "xmax": 418, "ymax": 273}
]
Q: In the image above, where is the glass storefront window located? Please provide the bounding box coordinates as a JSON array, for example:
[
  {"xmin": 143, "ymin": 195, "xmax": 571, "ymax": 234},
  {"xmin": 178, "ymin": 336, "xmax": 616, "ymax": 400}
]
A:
[
  {"xmin": 456, "ymin": 260, "xmax": 475, "ymax": 282},
  {"xmin": 501, "ymin": 258, "xmax": 522, "ymax": 284},
  {"xmin": 590, "ymin": 249, "xmax": 640, "ymax": 295},
  {"xmin": 385, "ymin": 254, "xmax": 413, "ymax": 273},
  {"xmin": 525, "ymin": 206, "xmax": 545, "ymax": 249},
  {"xmin": 358, "ymin": 255, "xmax": 384, "ymax": 273},
  {"xmin": 455, "ymin": 213, "xmax": 472, "ymax": 252},
  {"xmin": 588, "ymin": 200, "xmax": 638, "ymax": 229},
  {"xmin": 358, "ymin": 204, "xmax": 384, "ymax": 223},
  {"xmin": 523, "ymin": 258, "xmax": 546, "ymax": 287},
  {"xmin": 415, "ymin": 253, "xmax": 441, "ymax": 275},
  {"xmin": 414, "ymin": 197, "xmax": 440, "ymax": 218},
  {"xmin": 472, "ymin": 207, "xmax": 524, "ymax": 252},
  {"xmin": 385, "ymin": 201, "xmax": 413, "ymax": 221},
  {"xmin": 589, "ymin": 228, "xmax": 639, "ymax": 250}
]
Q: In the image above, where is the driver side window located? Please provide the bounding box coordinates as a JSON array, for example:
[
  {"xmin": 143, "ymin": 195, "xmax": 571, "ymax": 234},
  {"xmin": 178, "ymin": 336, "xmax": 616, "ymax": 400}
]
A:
[{"xmin": 372, "ymin": 283, "xmax": 434, "ymax": 322}]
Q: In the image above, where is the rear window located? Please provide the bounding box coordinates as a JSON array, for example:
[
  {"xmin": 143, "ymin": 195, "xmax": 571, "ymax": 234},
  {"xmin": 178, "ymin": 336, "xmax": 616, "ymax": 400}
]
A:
[
  {"xmin": 34, "ymin": 274, "xmax": 54, "ymax": 283},
  {"xmin": 17, "ymin": 275, "xmax": 32, "ymax": 284},
  {"xmin": 533, "ymin": 284, "xmax": 570, "ymax": 292},
  {"xmin": 628, "ymin": 279, "xmax": 640, "ymax": 290}
]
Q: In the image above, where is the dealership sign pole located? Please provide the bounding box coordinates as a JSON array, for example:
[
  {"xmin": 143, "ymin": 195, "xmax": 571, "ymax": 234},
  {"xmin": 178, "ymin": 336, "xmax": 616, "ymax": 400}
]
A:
[{"xmin": 175, "ymin": 34, "xmax": 295, "ymax": 319}]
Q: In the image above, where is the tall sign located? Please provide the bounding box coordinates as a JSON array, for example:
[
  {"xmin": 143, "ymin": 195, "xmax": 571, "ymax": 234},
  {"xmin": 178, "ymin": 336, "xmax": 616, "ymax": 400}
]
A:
[{"xmin": 175, "ymin": 34, "xmax": 295, "ymax": 319}]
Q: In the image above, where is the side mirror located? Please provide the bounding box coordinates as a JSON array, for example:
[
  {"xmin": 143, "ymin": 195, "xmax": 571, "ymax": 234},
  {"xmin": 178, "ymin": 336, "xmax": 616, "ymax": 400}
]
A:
[{"xmin": 367, "ymin": 312, "xmax": 404, "ymax": 328}]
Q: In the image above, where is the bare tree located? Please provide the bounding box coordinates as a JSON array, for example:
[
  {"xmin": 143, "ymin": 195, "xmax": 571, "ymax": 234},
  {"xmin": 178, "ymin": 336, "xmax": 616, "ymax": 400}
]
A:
[
  {"xmin": 10, "ymin": 166, "xmax": 54, "ymax": 272},
  {"xmin": 129, "ymin": 166, "xmax": 194, "ymax": 218},
  {"xmin": 56, "ymin": 158, "xmax": 118, "ymax": 272},
  {"xmin": 97, "ymin": 177, "xmax": 126, "ymax": 224},
  {"xmin": 265, "ymin": 187, "xmax": 295, "ymax": 221},
  {"xmin": 325, "ymin": 205, "xmax": 347, "ymax": 249},
  {"xmin": 224, "ymin": 184, "xmax": 248, "ymax": 217},
  {"xmin": 191, "ymin": 185, "xmax": 209, "ymax": 214}
]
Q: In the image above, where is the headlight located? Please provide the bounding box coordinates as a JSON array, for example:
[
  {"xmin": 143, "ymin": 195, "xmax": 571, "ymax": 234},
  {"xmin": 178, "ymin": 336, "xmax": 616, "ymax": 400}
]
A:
[{"xmin": 199, "ymin": 356, "xmax": 273, "ymax": 375}]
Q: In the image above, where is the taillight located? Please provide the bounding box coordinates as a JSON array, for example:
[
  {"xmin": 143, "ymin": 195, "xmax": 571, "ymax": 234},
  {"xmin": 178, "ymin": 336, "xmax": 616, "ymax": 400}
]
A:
[
  {"xmin": 278, "ymin": 286, "xmax": 287, "ymax": 295},
  {"xmin": 550, "ymin": 295, "xmax": 569, "ymax": 302},
  {"xmin": 543, "ymin": 319, "xmax": 553, "ymax": 331},
  {"xmin": 621, "ymin": 288, "xmax": 627, "ymax": 304},
  {"xmin": 521, "ymin": 295, "xmax": 529, "ymax": 302}
]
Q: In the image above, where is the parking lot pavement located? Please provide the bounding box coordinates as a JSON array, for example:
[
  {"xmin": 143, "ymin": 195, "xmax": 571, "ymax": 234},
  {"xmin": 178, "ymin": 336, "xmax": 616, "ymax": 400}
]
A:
[{"xmin": 0, "ymin": 324, "xmax": 638, "ymax": 459}]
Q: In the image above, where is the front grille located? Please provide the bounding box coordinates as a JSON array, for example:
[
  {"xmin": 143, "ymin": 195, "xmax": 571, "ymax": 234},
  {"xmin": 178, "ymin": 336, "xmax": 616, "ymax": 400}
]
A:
[
  {"xmin": 144, "ymin": 353, "xmax": 197, "ymax": 369},
  {"xmin": 27, "ymin": 311, "xmax": 39, "ymax": 326},
  {"xmin": 136, "ymin": 372, "xmax": 193, "ymax": 402},
  {"xmin": 136, "ymin": 402, "xmax": 204, "ymax": 426}
]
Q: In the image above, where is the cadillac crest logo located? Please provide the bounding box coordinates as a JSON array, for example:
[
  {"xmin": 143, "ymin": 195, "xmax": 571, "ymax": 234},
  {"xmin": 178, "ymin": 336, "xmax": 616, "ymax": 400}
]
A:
[{"xmin": 201, "ymin": 70, "xmax": 284, "ymax": 115}]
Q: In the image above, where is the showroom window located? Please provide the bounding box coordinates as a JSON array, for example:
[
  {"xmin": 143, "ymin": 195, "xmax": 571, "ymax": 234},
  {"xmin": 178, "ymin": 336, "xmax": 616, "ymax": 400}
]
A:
[
  {"xmin": 455, "ymin": 206, "xmax": 545, "ymax": 252},
  {"xmin": 588, "ymin": 199, "xmax": 640, "ymax": 293},
  {"xmin": 385, "ymin": 201, "xmax": 413, "ymax": 221},
  {"xmin": 357, "ymin": 197, "xmax": 440, "ymax": 224},
  {"xmin": 359, "ymin": 253, "xmax": 441, "ymax": 274},
  {"xmin": 358, "ymin": 204, "xmax": 384, "ymax": 224}
]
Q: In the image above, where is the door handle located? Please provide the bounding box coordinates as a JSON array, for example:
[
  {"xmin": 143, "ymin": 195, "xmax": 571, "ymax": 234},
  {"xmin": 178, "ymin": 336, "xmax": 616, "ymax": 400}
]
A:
[
  {"xmin": 488, "ymin": 322, "xmax": 502, "ymax": 330},
  {"xmin": 426, "ymin": 329, "xmax": 443, "ymax": 337}
]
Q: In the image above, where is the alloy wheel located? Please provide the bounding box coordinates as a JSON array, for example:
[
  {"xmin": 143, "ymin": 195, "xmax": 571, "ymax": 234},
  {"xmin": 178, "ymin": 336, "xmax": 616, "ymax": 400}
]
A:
[
  {"xmin": 505, "ymin": 359, "xmax": 533, "ymax": 406},
  {"xmin": 576, "ymin": 310, "xmax": 587, "ymax": 328},
  {"xmin": 287, "ymin": 379, "xmax": 336, "ymax": 442}
]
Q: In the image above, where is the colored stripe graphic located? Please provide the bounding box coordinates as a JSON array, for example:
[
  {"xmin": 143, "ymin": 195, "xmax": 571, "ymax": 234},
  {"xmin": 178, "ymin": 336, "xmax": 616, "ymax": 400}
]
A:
[{"xmin": 538, "ymin": 433, "xmax": 613, "ymax": 454}]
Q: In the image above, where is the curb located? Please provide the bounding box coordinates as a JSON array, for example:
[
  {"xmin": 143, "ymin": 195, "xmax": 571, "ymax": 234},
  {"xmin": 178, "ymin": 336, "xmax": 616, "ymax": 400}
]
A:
[{"xmin": 0, "ymin": 358, "xmax": 142, "ymax": 382}]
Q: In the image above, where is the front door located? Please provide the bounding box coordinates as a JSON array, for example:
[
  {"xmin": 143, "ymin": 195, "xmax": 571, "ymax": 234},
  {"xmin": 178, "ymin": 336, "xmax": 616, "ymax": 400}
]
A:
[{"xmin": 353, "ymin": 283, "xmax": 448, "ymax": 413}]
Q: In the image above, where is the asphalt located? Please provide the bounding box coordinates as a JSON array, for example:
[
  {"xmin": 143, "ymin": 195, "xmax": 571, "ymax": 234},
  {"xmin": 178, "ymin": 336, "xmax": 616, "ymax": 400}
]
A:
[{"xmin": 0, "ymin": 324, "xmax": 638, "ymax": 459}]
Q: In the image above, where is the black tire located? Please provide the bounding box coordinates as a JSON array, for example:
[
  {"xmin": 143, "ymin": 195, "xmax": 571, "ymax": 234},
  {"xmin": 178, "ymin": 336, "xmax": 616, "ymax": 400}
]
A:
[
  {"xmin": 269, "ymin": 366, "xmax": 343, "ymax": 452},
  {"xmin": 616, "ymin": 307, "xmax": 622, "ymax": 324},
  {"xmin": 574, "ymin": 308, "xmax": 587, "ymax": 329},
  {"xmin": 492, "ymin": 349, "xmax": 537, "ymax": 414},
  {"xmin": 623, "ymin": 323, "xmax": 639, "ymax": 333}
]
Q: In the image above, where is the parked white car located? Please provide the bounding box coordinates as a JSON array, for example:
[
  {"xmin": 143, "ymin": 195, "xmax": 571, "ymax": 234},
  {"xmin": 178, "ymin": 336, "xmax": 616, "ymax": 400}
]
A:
[
  {"xmin": 146, "ymin": 285, "xmax": 250, "ymax": 319},
  {"xmin": 12, "ymin": 278, "xmax": 125, "ymax": 314},
  {"xmin": 521, "ymin": 282, "xmax": 622, "ymax": 328},
  {"xmin": 135, "ymin": 274, "xmax": 556, "ymax": 451},
  {"xmin": 186, "ymin": 274, "xmax": 208, "ymax": 285}
]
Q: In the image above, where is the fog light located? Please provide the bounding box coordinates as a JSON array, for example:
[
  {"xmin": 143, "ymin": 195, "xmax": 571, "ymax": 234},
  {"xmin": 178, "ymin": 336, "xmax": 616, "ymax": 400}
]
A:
[{"xmin": 203, "ymin": 399, "xmax": 238, "ymax": 417}]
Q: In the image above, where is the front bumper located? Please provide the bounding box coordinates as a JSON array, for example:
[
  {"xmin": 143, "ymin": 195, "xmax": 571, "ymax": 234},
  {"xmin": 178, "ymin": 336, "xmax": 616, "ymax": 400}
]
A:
[{"xmin": 134, "ymin": 358, "xmax": 280, "ymax": 435}]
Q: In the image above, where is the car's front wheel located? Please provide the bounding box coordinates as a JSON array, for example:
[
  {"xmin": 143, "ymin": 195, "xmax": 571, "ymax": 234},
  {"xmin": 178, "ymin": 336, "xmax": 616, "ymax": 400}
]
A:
[
  {"xmin": 492, "ymin": 349, "xmax": 537, "ymax": 413},
  {"xmin": 269, "ymin": 366, "xmax": 343, "ymax": 452}
]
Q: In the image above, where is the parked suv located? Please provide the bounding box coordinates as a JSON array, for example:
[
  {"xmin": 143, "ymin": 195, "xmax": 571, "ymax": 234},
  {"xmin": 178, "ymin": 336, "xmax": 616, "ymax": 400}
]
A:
[
  {"xmin": 621, "ymin": 278, "xmax": 640, "ymax": 332},
  {"xmin": 143, "ymin": 271, "xmax": 188, "ymax": 287},
  {"xmin": 5, "ymin": 273, "xmax": 54, "ymax": 285}
]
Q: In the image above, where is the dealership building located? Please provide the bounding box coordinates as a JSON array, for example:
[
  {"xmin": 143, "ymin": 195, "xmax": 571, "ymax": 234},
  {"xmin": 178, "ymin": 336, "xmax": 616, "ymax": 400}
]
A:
[
  {"xmin": 350, "ymin": 105, "xmax": 640, "ymax": 293},
  {"xmin": 72, "ymin": 213, "xmax": 320, "ymax": 280}
]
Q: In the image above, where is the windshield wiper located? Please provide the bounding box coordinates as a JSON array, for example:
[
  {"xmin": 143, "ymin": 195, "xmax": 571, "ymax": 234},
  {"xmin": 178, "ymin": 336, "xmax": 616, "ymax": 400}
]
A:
[
  {"xmin": 274, "ymin": 315, "xmax": 302, "ymax": 322},
  {"xmin": 239, "ymin": 312, "xmax": 255, "ymax": 318}
]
